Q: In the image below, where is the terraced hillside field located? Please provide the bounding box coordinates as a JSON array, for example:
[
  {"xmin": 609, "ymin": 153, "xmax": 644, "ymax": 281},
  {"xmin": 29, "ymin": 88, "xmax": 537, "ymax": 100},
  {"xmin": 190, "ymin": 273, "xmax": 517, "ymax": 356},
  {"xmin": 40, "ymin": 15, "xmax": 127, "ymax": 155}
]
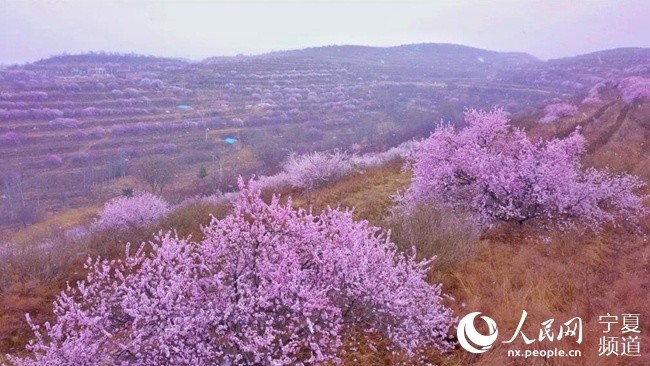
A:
[{"xmin": 1, "ymin": 45, "xmax": 648, "ymax": 236}]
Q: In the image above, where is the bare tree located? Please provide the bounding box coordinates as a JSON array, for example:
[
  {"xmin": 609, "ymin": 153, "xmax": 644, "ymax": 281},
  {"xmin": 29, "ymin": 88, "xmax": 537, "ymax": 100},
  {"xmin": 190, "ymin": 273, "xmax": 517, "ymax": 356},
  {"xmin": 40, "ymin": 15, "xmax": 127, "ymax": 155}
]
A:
[
  {"xmin": 16, "ymin": 203, "xmax": 38, "ymax": 228},
  {"xmin": 2, "ymin": 171, "xmax": 25, "ymax": 214},
  {"xmin": 134, "ymin": 156, "xmax": 177, "ymax": 194},
  {"xmin": 2, "ymin": 170, "xmax": 39, "ymax": 227}
]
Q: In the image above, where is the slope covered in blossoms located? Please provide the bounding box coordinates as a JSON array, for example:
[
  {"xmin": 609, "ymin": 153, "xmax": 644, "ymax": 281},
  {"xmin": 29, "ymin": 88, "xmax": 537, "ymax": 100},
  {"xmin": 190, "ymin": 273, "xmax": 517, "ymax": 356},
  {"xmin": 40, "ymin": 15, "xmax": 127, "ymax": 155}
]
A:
[
  {"xmin": 7, "ymin": 180, "xmax": 454, "ymax": 366},
  {"xmin": 400, "ymin": 108, "xmax": 647, "ymax": 230}
]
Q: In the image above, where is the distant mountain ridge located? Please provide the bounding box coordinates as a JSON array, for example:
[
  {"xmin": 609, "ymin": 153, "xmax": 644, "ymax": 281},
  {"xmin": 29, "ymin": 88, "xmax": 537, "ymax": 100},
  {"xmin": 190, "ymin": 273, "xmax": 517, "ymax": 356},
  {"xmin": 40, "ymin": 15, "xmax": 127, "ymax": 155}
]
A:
[
  {"xmin": 200, "ymin": 43, "xmax": 541, "ymax": 72},
  {"xmin": 547, "ymin": 47, "xmax": 650, "ymax": 68},
  {"xmin": 33, "ymin": 52, "xmax": 188, "ymax": 65},
  {"xmin": 28, "ymin": 43, "xmax": 650, "ymax": 71},
  {"xmin": 260, "ymin": 43, "xmax": 540, "ymax": 65}
]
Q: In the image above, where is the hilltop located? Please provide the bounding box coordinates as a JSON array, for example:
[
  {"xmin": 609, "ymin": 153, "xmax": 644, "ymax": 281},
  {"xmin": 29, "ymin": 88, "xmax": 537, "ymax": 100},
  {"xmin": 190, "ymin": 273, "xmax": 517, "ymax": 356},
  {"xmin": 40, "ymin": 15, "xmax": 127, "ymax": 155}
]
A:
[
  {"xmin": 548, "ymin": 47, "xmax": 650, "ymax": 68},
  {"xmin": 253, "ymin": 43, "xmax": 539, "ymax": 70},
  {"xmin": 33, "ymin": 52, "xmax": 187, "ymax": 66}
]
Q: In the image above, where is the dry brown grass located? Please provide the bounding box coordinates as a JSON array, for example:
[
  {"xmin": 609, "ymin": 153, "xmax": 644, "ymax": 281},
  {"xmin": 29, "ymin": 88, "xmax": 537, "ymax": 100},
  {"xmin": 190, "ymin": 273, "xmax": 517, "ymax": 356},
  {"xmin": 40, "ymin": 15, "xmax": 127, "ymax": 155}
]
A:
[
  {"xmin": 331, "ymin": 98, "xmax": 650, "ymax": 365},
  {"xmin": 156, "ymin": 201, "xmax": 231, "ymax": 241},
  {"xmin": 527, "ymin": 98, "xmax": 650, "ymax": 186},
  {"xmin": 292, "ymin": 160, "xmax": 411, "ymax": 226},
  {"xmin": 287, "ymin": 106, "xmax": 650, "ymax": 364},
  {"xmin": 387, "ymin": 202, "xmax": 481, "ymax": 272},
  {"xmin": 0, "ymin": 200, "xmax": 232, "ymax": 356},
  {"xmin": 6, "ymin": 205, "xmax": 100, "ymax": 246},
  {"xmin": 332, "ymin": 215, "xmax": 649, "ymax": 365},
  {"xmin": 0, "ymin": 240, "xmax": 104, "ymax": 355},
  {"xmin": 0, "ymin": 281, "xmax": 60, "ymax": 354}
]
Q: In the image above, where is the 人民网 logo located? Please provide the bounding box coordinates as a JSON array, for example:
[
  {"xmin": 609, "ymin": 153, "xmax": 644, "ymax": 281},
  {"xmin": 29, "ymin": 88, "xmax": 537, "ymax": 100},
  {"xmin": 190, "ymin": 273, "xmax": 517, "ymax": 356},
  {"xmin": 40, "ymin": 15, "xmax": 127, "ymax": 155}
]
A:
[{"xmin": 457, "ymin": 312, "xmax": 499, "ymax": 353}]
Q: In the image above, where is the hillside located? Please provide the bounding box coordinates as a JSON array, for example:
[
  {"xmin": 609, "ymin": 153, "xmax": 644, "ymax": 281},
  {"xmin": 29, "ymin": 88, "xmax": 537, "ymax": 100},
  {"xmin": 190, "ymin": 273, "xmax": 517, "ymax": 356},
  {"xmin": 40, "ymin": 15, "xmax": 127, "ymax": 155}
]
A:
[
  {"xmin": 0, "ymin": 45, "xmax": 554, "ymax": 235},
  {"xmin": 283, "ymin": 94, "xmax": 650, "ymax": 366},
  {"xmin": 1, "ymin": 79, "xmax": 649, "ymax": 364},
  {"xmin": 526, "ymin": 85, "xmax": 650, "ymax": 185},
  {"xmin": 0, "ymin": 44, "xmax": 648, "ymax": 239}
]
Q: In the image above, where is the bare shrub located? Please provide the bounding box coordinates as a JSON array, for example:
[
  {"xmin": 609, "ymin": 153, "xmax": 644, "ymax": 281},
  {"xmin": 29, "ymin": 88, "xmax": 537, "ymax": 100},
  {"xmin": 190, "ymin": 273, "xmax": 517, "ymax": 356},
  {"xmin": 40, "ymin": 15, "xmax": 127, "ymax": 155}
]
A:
[
  {"xmin": 387, "ymin": 202, "xmax": 480, "ymax": 270},
  {"xmin": 134, "ymin": 156, "xmax": 178, "ymax": 194},
  {"xmin": 0, "ymin": 237, "xmax": 87, "ymax": 293},
  {"xmin": 157, "ymin": 201, "xmax": 231, "ymax": 240}
]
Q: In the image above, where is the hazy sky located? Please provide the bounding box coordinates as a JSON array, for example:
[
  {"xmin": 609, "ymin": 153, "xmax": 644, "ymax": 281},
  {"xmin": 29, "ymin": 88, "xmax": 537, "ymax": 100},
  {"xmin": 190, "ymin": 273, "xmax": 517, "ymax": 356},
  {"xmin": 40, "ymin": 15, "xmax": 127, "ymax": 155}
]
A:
[{"xmin": 1, "ymin": 0, "xmax": 649, "ymax": 65}]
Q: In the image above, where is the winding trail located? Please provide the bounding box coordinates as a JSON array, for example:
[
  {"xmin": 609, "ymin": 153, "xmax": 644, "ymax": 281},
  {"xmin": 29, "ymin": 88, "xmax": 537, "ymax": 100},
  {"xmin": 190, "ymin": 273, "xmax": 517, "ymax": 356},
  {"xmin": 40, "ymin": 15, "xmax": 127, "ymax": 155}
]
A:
[
  {"xmin": 557, "ymin": 101, "xmax": 615, "ymax": 140},
  {"xmin": 586, "ymin": 104, "xmax": 630, "ymax": 154}
]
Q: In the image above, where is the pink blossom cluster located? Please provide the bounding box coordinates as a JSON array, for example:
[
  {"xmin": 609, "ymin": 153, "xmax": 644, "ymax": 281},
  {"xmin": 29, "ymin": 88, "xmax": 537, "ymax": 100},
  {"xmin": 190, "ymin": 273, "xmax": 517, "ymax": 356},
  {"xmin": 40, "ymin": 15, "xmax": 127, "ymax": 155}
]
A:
[
  {"xmin": 539, "ymin": 102, "xmax": 579, "ymax": 124},
  {"xmin": 249, "ymin": 143, "xmax": 414, "ymax": 194},
  {"xmin": 0, "ymin": 91, "xmax": 48, "ymax": 101},
  {"xmin": 86, "ymin": 127, "xmax": 105, "ymax": 139},
  {"xmin": 174, "ymin": 191, "xmax": 226, "ymax": 209},
  {"xmin": 122, "ymin": 87, "xmax": 141, "ymax": 97},
  {"xmin": 64, "ymin": 226, "xmax": 89, "ymax": 241},
  {"xmin": 108, "ymin": 118, "xmax": 227, "ymax": 137},
  {"xmin": 0, "ymin": 131, "xmax": 24, "ymax": 146},
  {"xmin": 44, "ymin": 154, "xmax": 63, "ymax": 167},
  {"xmin": 248, "ymin": 172, "xmax": 292, "ymax": 192},
  {"xmin": 283, "ymin": 150, "xmax": 352, "ymax": 192},
  {"xmin": 0, "ymin": 108, "xmax": 63, "ymax": 120},
  {"xmin": 48, "ymin": 118, "xmax": 80, "ymax": 129},
  {"xmin": 0, "ymin": 106, "xmax": 153, "ymax": 121},
  {"xmin": 165, "ymin": 85, "xmax": 194, "ymax": 96},
  {"xmin": 9, "ymin": 181, "xmax": 454, "ymax": 365},
  {"xmin": 402, "ymin": 108, "xmax": 647, "ymax": 230},
  {"xmin": 91, "ymin": 192, "xmax": 169, "ymax": 231},
  {"xmin": 581, "ymin": 83, "xmax": 605, "ymax": 106},
  {"xmin": 138, "ymin": 78, "xmax": 164, "ymax": 89},
  {"xmin": 109, "ymin": 97, "xmax": 152, "ymax": 107},
  {"xmin": 349, "ymin": 141, "xmax": 414, "ymax": 170},
  {"xmin": 617, "ymin": 76, "xmax": 650, "ymax": 104}
]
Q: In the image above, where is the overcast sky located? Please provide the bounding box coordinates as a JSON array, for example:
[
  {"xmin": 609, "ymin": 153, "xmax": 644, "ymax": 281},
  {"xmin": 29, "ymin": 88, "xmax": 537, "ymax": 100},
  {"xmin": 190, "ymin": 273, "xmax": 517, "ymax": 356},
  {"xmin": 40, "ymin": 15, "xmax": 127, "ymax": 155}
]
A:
[{"xmin": 1, "ymin": 0, "xmax": 648, "ymax": 65}]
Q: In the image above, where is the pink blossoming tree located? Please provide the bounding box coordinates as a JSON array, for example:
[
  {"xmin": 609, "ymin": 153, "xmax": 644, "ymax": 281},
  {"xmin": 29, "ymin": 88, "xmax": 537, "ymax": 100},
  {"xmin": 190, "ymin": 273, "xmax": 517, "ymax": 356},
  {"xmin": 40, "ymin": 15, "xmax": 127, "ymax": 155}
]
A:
[
  {"xmin": 401, "ymin": 108, "xmax": 647, "ymax": 230},
  {"xmin": 283, "ymin": 151, "xmax": 352, "ymax": 198},
  {"xmin": 9, "ymin": 181, "xmax": 454, "ymax": 365},
  {"xmin": 618, "ymin": 76, "xmax": 650, "ymax": 104},
  {"xmin": 91, "ymin": 192, "xmax": 169, "ymax": 231},
  {"xmin": 539, "ymin": 102, "xmax": 579, "ymax": 124}
]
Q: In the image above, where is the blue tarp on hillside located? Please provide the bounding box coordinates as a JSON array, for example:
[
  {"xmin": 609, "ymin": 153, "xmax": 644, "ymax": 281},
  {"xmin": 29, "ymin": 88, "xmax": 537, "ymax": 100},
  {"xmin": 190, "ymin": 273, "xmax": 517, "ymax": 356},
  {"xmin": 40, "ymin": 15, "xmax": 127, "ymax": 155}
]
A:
[
  {"xmin": 176, "ymin": 104, "xmax": 190, "ymax": 110},
  {"xmin": 224, "ymin": 137, "xmax": 237, "ymax": 144}
]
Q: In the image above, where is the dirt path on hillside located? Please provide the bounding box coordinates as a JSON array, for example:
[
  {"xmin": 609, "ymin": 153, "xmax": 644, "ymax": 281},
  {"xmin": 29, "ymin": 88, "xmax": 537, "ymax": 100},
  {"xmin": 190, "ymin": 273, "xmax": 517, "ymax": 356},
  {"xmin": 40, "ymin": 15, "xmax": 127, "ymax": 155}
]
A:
[
  {"xmin": 556, "ymin": 101, "xmax": 615, "ymax": 140},
  {"xmin": 586, "ymin": 104, "xmax": 630, "ymax": 154}
]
